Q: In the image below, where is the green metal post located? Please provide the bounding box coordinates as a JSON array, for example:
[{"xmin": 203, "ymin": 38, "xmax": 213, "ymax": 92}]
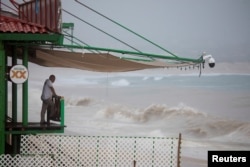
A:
[
  {"xmin": 60, "ymin": 97, "xmax": 65, "ymax": 128},
  {"xmin": 0, "ymin": 41, "xmax": 6, "ymax": 154},
  {"xmin": 62, "ymin": 23, "xmax": 74, "ymax": 51},
  {"xmin": 22, "ymin": 46, "xmax": 28, "ymax": 126}
]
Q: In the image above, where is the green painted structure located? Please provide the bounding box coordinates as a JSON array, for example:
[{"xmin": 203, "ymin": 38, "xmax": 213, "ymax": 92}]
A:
[
  {"xmin": 0, "ymin": 0, "xmax": 210, "ymax": 157},
  {"xmin": 0, "ymin": 32, "xmax": 65, "ymax": 155}
]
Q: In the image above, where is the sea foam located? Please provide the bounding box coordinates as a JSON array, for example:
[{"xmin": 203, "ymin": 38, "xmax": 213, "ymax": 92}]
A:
[{"xmin": 111, "ymin": 79, "xmax": 130, "ymax": 87}]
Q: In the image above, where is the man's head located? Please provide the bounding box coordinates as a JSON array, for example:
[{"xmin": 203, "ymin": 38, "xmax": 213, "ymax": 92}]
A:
[{"xmin": 49, "ymin": 75, "xmax": 56, "ymax": 83}]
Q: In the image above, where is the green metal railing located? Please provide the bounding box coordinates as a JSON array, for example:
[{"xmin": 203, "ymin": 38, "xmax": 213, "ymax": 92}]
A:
[{"xmin": 60, "ymin": 97, "xmax": 65, "ymax": 128}]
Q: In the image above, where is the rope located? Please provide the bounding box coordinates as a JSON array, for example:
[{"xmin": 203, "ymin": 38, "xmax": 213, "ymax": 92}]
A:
[
  {"xmin": 75, "ymin": 0, "xmax": 179, "ymax": 58},
  {"xmin": 62, "ymin": 9, "xmax": 142, "ymax": 53}
]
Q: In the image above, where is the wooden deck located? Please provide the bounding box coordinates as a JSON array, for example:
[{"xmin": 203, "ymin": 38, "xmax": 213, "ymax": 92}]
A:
[{"xmin": 5, "ymin": 122, "xmax": 65, "ymax": 134}]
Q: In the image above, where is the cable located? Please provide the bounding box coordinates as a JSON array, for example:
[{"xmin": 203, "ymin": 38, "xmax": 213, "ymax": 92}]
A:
[
  {"xmin": 62, "ymin": 9, "xmax": 142, "ymax": 53},
  {"xmin": 75, "ymin": 0, "xmax": 179, "ymax": 58}
]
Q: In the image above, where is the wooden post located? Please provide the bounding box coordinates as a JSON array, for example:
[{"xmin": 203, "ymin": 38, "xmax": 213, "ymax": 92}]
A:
[
  {"xmin": 133, "ymin": 160, "xmax": 136, "ymax": 167},
  {"xmin": 177, "ymin": 133, "xmax": 182, "ymax": 167}
]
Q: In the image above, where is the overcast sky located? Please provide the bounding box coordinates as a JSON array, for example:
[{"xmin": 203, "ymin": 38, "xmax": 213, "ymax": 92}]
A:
[
  {"xmin": 3, "ymin": 0, "xmax": 250, "ymax": 62},
  {"xmin": 61, "ymin": 0, "xmax": 250, "ymax": 63}
]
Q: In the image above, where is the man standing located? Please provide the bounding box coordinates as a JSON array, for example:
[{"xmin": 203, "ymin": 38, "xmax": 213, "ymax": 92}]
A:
[{"xmin": 40, "ymin": 75, "xmax": 58, "ymax": 124}]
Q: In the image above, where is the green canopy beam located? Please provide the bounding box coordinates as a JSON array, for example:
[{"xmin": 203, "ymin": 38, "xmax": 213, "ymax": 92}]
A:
[
  {"xmin": 0, "ymin": 33, "xmax": 64, "ymax": 44},
  {"xmin": 5, "ymin": 41, "xmax": 203, "ymax": 64},
  {"xmin": 62, "ymin": 44, "xmax": 203, "ymax": 63}
]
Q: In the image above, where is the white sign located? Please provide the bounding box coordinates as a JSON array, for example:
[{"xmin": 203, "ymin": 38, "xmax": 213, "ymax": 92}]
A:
[{"xmin": 10, "ymin": 65, "xmax": 29, "ymax": 84}]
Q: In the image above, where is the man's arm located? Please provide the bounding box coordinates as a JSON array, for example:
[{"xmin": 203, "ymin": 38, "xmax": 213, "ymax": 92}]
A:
[{"xmin": 50, "ymin": 87, "xmax": 57, "ymax": 97}]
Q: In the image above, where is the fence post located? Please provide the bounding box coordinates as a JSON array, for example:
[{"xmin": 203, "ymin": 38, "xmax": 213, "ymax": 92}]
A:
[
  {"xmin": 133, "ymin": 160, "xmax": 136, "ymax": 167},
  {"xmin": 177, "ymin": 133, "xmax": 182, "ymax": 167}
]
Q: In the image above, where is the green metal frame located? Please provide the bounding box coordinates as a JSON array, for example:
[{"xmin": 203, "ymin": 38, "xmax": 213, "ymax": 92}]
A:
[
  {"xmin": 5, "ymin": 98, "xmax": 65, "ymax": 135},
  {"xmin": 62, "ymin": 23, "xmax": 74, "ymax": 29},
  {"xmin": 5, "ymin": 129, "xmax": 64, "ymax": 135},
  {"xmin": 0, "ymin": 41, "xmax": 6, "ymax": 154},
  {"xmin": 7, "ymin": 42, "xmax": 204, "ymax": 65},
  {"xmin": 0, "ymin": 33, "xmax": 64, "ymax": 44},
  {"xmin": 0, "ymin": 32, "xmax": 66, "ymax": 154},
  {"xmin": 61, "ymin": 44, "xmax": 203, "ymax": 64},
  {"xmin": 60, "ymin": 98, "xmax": 65, "ymax": 127},
  {"xmin": 62, "ymin": 23, "xmax": 74, "ymax": 51}
]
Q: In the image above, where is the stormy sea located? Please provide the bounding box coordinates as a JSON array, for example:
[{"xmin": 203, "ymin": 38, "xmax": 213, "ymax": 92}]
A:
[{"xmin": 9, "ymin": 62, "xmax": 250, "ymax": 167}]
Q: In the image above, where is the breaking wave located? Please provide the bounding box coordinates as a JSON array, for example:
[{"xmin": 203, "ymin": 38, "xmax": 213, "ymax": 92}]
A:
[
  {"xmin": 96, "ymin": 103, "xmax": 206, "ymax": 122},
  {"xmin": 154, "ymin": 76, "xmax": 163, "ymax": 81},
  {"xmin": 95, "ymin": 103, "xmax": 250, "ymax": 142},
  {"xmin": 65, "ymin": 97, "xmax": 95, "ymax": 106}
]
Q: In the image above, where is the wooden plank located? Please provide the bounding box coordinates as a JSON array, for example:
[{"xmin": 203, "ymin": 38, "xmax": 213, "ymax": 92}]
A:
[{"xmin": 5, "ymin": 122, "xmax": 65, "ymax": 132}]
